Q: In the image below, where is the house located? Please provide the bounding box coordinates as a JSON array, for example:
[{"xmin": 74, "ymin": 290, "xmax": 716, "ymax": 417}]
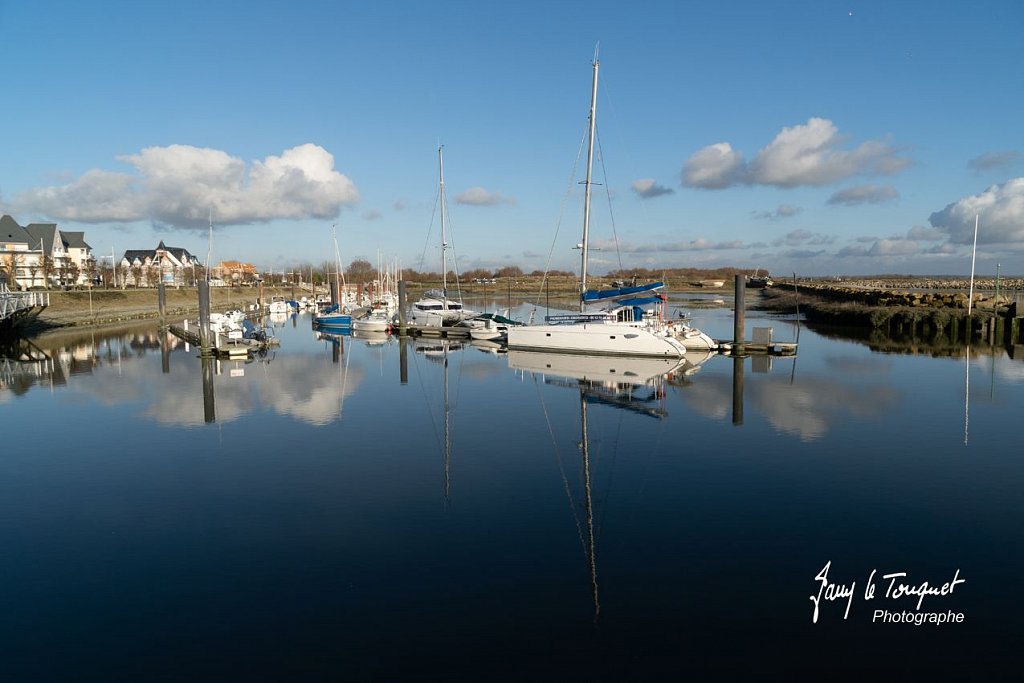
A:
[
  {"xmin": 0, "ymin": 214, "xmax": 95, "ymax": 289},
  {"xmin": 214, "ymin": 260, "xmax": 259, "ymax": 285},
  {"xmin": 119, "ymin": 241, "xmax": 199, "ymax": 287}
]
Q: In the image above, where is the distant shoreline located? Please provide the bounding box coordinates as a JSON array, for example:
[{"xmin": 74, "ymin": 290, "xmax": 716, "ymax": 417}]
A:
[{"xmin": 13, "ymin": 275, "xmax": 1022, "ymax": 338}]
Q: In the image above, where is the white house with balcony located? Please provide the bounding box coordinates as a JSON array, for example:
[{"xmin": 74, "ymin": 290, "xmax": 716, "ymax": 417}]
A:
[{"xmin": 1, "ymin": 214, "xmax": 95, "ymax": 289}]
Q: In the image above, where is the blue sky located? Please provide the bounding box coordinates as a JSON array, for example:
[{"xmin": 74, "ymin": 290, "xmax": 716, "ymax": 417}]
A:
[{"xmin": 2, "ymin": 0, "xmax": 1022, "ymax": 276}]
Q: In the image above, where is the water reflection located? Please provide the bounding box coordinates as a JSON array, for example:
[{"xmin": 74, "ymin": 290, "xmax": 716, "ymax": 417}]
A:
[{"xmin": 508, "ymin": 351, "xmax": 716, "ymax": 620}]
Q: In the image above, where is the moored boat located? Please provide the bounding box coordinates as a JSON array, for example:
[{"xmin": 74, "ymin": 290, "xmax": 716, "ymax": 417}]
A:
[{"xmin": 507, "ymin": 53, "xmax": 714, "ymax": 357}]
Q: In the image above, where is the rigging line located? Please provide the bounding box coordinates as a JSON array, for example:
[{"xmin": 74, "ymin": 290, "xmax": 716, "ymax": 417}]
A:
[
  {"xmin": 528, "ymin": 125, "xmax": 589, "ymax": 316},
  {"xmin": 418, "ymin": 189, "xmax": 442, "ymax": 274},
  {"xmin": 595, "ymin": 128, "xmax": 624, "ymax": 273},
  {"xmin": 595, "ymin": 396, "xmax": 627, "ymax": 540},
  {"xmin": 532, "ymin": 375, "xmax": 587, "ymax": 554},
  {"xmin": 444, "ymin": 203, "xmax": 466, "ymax": 305},
  {"xmin": 410, "ymin": 343, "xmax": 446, "ymax": 461}
]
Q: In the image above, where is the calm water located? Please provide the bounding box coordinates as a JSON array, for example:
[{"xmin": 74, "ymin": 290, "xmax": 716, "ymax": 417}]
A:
[{"xmin": 2, "ymin": 302, "xmax": 1022, "ymax": 680}]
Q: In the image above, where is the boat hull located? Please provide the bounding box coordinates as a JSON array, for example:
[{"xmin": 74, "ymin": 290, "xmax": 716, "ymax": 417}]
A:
[
  {"xmin": 507, "ymin": 321, "xmax": 711, "ymax": 357},
  {"xmin": 352, "ymin": 318, "xmax": 391, "ymax": 332},
  {"xmin": 315, "ymin": 314, "xmax": 352, "ymax": 329}
]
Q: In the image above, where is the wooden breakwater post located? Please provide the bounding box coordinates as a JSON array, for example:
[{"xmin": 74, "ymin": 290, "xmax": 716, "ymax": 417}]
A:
[
  {"xmin": 397, "ymin": 280, "xmax": 409, "ymax": 337},
  {"xmin": 733, "ymin": 274, "xmax": 746, "ymax": 355},
  {"xmin": 197, "ymin": 279, "xmax": 213, "ymax": 355}
]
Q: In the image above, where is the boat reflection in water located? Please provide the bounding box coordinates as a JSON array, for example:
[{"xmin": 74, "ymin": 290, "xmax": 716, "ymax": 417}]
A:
[{"xmin": 508, "ymin": 350, "xmax": 717, "ymax": 619}]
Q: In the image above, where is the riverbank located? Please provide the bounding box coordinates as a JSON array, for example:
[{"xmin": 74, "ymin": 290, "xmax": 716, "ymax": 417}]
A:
[{"xmin": 20, "ymin": 287, "xmax": 291, "ymax": 335}]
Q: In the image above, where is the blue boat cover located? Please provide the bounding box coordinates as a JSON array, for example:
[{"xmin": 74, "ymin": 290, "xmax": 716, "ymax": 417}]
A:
[
  {"xmin": 615, "ymin": 296, "xmax": 664, "ymax": 307},
  {"xmin": 581, "ymin": 281, "xmax": 665, "ymax": 303}
]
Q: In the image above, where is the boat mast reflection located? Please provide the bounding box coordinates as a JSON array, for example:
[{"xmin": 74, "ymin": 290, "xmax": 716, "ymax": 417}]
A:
[{"xmin": 509, "ymin": 350, "xmax": 715, "ymax": 620}]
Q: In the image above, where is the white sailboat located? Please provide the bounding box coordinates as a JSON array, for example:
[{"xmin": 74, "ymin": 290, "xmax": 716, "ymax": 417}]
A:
[
  {"xmin": 506, "ymin": 54, "xmax": 715, "ymax": 357},
  {"xmin": 410, "ymin": 146, "xmax": 476, "ymax": 328}
]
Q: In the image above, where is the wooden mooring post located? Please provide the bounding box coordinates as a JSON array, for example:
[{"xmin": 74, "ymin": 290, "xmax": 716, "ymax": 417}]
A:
[
  {"xmin": 157, "ymin": 282, "xmax": 167, "ymax": 328},
  {"xmin": 397, "ymin": 280, "xmax": 408, "ymax": 336},
  {"xmin": 733, "ymin": 274, "xmax": 746, "ymax": 355},
  {"xmin": 197, "ymin": 279, "xmax": 213, "ymax": 355}
]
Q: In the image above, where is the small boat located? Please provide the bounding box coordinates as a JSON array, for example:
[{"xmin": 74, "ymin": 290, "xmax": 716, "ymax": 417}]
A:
[
  {"xmin": 314, "ymin": 303, "xmax": 353, "ymax": 329},
  {"xmin": 268, "ymin": 296, "xmax": 294, "ymax": 314},
  {"xmin": 747, "ymin": 270, "xmax": 773, "ymax": 288},
  {"xmin": 351, "ymin": 306, "xmax": 394, "ymax": 333},
  {"xmin": 460, "ymin": 311, "xmax": 523, "ymax": 342}
]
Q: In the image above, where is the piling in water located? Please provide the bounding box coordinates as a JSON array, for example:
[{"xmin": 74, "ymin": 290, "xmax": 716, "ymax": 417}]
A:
[
  {"xmin": 397, "ymin": 281, "xmax": 408, "ymax": 336},
  {"xmin": 198, "ymin": 279, "xmax": 212, "ymax": 353},
  {"xmin": 733, "ymin": 274, "xmax": 746, "ymax": 354},
  {"xmin": 157, "ymin": 282, "xmax": 166, "ymax": 327}
]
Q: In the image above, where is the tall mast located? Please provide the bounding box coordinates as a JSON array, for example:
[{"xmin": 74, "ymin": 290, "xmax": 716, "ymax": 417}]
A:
[
  {"xmin": 439, "ymin": 145, "xmax": 448, "ymax": 303},
  {"xmin": 580, "ymin": 53, "xmax": 599, "ymax": 311}
]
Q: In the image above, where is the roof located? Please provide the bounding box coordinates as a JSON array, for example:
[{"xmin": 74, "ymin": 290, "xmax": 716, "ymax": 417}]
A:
[
  {"xmin": 121, "ymin": 242, "xmax": 198, "ymax": 266},
  {"xmin": 24, "ymin": 223, "xmax": 59, "ymax": 253},
  {"xmin": 1, "ymin": 215, "xmax": 32, "ymax": 245},
  {"xmin": 60, "ymin": 231, "xmax": 91, "ymax": 250}
]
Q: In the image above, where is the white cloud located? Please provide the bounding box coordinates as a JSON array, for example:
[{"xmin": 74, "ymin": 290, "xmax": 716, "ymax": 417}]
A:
[
  {"xmin": 681, "ymin": 142, "xmax": 745, "ymax": 189},
  {"xmin": 751, "ymin": 119, "xmax": 909, "ymax": 187},
  {"xmin": 13, "ymin": 143, "xmax": 359, "ymax": 228},
  {"xmin": 929, "ymin": 178, "xmax": 1024, "ymax": 244},
  {"xmin": 682, "ymin": 118, "xmax": 910, "ymax": 189},
  {"xmin": 631, "ymin": 178, "xmax": 674, "ymax": 198},
  {"xmin": 827, "ymin": 184, "xmax": 899, "ymax": 206},
  {"xmin": 869, "ymin": 238, "xmax": 919, "ymax": 256},
  {"xmin": 455, "ymin": 187, "xmax": 515, "ymax": 206}
]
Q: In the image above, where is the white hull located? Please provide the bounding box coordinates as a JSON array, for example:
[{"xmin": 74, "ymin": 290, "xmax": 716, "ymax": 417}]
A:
[
  {"xmin": 352, "ymin": 317, "xmax": 391, "ymax": 332},
  {"xmin": 469, "ymin": 326, "xmax": 505, "ymax": 341},
  {"xmin": 507, "ymin": 319, "xmax": 714, "ymax": 357}
]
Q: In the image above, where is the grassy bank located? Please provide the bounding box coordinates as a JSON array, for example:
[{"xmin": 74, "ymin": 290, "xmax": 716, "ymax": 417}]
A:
[{"xmin": 23, "ymin": 286, "xmax": 295, "ymax": 332}]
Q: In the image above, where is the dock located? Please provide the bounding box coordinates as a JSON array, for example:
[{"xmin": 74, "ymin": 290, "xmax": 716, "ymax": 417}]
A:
[
  {"xmin": 400, "ymin": 324, "xmax": 472, "ymax": 339},
  {"xmin": 168, "ymin": 321, "xmax": 278, "ymax": 359}
]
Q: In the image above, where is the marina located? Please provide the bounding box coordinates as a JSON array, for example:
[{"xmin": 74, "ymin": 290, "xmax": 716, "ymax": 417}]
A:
[
  {"xmin": 2, "ymin": 303, "xmax": 1022, "ymax": 679},
  {"xmin": 3, "ymin": 2, "xmax": 1023, "ymax": 677}
]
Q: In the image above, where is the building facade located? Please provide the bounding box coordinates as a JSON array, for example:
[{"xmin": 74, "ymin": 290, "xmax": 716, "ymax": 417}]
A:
[
  {"xmin": 1, "ymin": 214, "xmax": 95, "ymax": 289},
  {"xmin": 119, "ymin": 241, "xmax": 200, "ymax": 287}
]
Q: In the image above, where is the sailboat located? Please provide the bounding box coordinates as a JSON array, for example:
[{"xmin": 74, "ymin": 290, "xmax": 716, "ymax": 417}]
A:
[
  {"xmin": 506, "ymin": 54, "xmax": 715, "ymax": 356},
  {"xmin": 409, "ymin": 146, "xmax": 476, "ymax": 328},
  {"xmin": 314, "ymin": 225, "xmax": 353, "ymax": 330}
]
